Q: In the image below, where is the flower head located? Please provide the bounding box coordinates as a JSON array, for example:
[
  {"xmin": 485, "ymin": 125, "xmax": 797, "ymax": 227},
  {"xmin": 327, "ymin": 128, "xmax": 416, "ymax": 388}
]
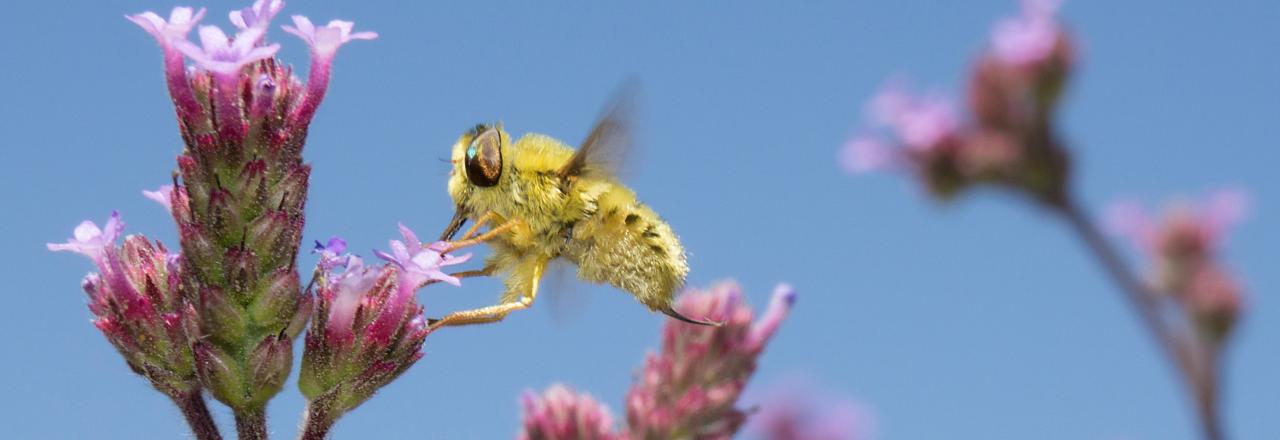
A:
[
  {"xmin": 520, "ymin": 384, "xmax": 621, "ymax": 440},
  {"xmin": 282, "ymin": 16, "xmax": 378, "ymax": 60},
  {"xmin": 126, "ymin": 6, "xmax": 207, "ymax": 46},
  {"xmin": 625, "ymin": 282, "xmax": 796, "ymax": 439},
  {"xmin": 49, "ymin": 214, "xmax": 199, "ymax": 397},
  {"xmin": 300, "ymin": 228, "xmax": 467, "ymax": 422},
  {"xmin": 175, "ymin": 25, "xmax": 280, "ymax": 75}
]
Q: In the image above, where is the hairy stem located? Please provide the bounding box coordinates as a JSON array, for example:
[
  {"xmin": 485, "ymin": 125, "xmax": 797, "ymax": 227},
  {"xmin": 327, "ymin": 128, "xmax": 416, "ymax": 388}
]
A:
[
  {"xmin": 1056, "ymin": 197, "xmax": 1222, "ymax": 440},
  {"xmin": 235, "ymin": 408, "xmax": 269, "ymax": 440},
  {"xmin": 298, "ymin": 401, "xmax": 336, "ymax": 440},
  {"xmin": 174, "ymin": 391, "xmax": 223, "ymax": 440}
]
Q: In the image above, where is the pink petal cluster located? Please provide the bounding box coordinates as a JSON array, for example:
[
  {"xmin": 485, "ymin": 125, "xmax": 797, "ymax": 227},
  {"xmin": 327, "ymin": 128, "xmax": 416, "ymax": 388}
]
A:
[
  {"xmin": 299, "ymin": 227, "xmax": 468, "ymax": 418},
  {"xmin": 519, "ymin": 384, "xmax": 621, "ymax": 440},
  {"xmin": 843, "ymin": 2, "xmax": 1076, "ymax": 204},
  {"xmin": 1106, "ymin": 189, "xmax": 1249, "ymax": 341},
  {"xmin": 48, "ymin": 213, "xmax": 200, "ymax": 397},
  {"xmin": 991, "ymin": 0, "xmax": 1064, "ymax": 67},
  {"xmin": 229, "ymin": 0, "xmax": 284, "ymax": 32},
  {"xmin": 127, "ymin": 3, "xmax": 375, "ymax": 142},
  {"xmin": 625, "ymin": 282, "xmax": 796, "ymax": 439},
  {"xmin": 842, "ymin": 82, "xmax": 962, "ymax": 175}
]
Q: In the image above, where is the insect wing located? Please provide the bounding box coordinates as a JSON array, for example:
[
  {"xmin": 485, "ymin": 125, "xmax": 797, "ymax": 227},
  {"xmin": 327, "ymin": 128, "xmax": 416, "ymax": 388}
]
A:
[{"xmin": 558, "ymin": 80, "xmax": 639, "ymax": 181}]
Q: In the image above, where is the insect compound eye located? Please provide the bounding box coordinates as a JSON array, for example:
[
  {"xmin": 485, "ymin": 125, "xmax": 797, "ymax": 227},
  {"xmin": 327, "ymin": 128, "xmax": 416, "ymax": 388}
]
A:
[{"xmin": 465, "ymin": 128, "xmax": 503, "ymax": 187}]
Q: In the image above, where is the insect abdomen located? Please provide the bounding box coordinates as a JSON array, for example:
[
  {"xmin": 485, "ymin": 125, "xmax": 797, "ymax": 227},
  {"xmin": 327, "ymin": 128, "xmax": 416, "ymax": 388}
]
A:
[{"xmin": 563, "ymin": 183, "xmax": 688, "ymax": 311}]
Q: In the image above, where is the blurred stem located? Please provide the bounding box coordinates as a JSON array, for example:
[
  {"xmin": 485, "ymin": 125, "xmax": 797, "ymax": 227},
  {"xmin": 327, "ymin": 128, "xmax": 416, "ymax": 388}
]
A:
[
  {"xmin": 1056, "ymin": 197, "xmax": 1223, "ymax": 440},
  {"xmin": 174, "ymin": 391, "xmax": 223, "ymax": 440},
  {"xmin": 235, "ymin": 408, "xmax": 268, "ymax": 440},
  {"xmin": 299, "ymin": 400, "xmax": 336, "ymax": 440}
]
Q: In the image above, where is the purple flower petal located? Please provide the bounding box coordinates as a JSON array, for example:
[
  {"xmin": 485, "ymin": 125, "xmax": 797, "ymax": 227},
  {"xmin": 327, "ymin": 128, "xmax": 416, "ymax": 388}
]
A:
[
  {"xmin": 282, "ymin": 15, "xmax": 377, "ymax": 59},
  {"xmin": 229, "ymin": 0, "xmax": 285, "ymax": 31},
  {"xmin": 47, "ymin": 211, "xmax": 125, "ymax": 263},
  {"xmin": 142, "ymin": 184, "xmax": 175, "ymax": 214},
  {"xmin": 374, "ymin": 224, "xmax": 471, "ymax": 287},
  {"xmin": 175, "ymin": 25, "xmax": 280, "ymax": 75},
  {"xmin": 126, "ymin": 7, "xmax": 207, "ymax": 46},
  {"xmin": 865, "ymin": 81, "xmax": 958, "ymax": 151},
  {"xmin": 991, "ymin": 0, "xmax": 1063, "ymax": 66},
  {"xmin": 326, "ymin": 258, "xmax": 380, "ymax": 339}
]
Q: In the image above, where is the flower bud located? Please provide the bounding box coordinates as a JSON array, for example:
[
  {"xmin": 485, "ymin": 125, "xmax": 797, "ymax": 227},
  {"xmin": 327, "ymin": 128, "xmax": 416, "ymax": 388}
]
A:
[
  {"xmin": 194, "ymin": 340, "xmax": 242, "ymax": 406},
  {"xmin": 248, "ymin": 334, "xmax": 293, "ymax": 407},
  {"xmin": 199, "ymin": 286, "xmax": 245, "ymax": 345}
]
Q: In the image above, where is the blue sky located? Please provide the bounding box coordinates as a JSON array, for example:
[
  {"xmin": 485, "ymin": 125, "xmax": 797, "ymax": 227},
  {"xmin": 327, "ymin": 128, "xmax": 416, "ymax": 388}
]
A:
[{"xmin": 3, "ymin": 0, "xmax": 1277, "ymax": 438}]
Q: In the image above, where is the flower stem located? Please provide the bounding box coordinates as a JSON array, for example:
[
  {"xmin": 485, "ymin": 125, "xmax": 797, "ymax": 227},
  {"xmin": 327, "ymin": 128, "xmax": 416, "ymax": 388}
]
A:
[
  {"xmin": 173, "ymin": 391, "xmax": 223, "ymax": 440},
  {"xmin": 299, "ymin": 401, "xmax": 336, "ymax": 440},
  {"xmin": 1056, "ymin": 197, "xmax": 1223, "ymax": 440},
  {"xmin": 235, "ymin": 408, "xmax": 269, "ymax": 440}
]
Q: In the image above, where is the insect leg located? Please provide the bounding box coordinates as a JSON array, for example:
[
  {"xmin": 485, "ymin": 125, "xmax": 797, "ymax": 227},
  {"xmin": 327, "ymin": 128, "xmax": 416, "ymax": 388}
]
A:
[
  {"xmin": 458, "ymin": 211, "xmax": 497, "ymax": 240},
  {"xmin": 428, "ymin": 258, "xmax": 545, "ymax": 329},
  {"xmin": 442, "ymin": 218, "xmax": 522, "ymax": 253}
]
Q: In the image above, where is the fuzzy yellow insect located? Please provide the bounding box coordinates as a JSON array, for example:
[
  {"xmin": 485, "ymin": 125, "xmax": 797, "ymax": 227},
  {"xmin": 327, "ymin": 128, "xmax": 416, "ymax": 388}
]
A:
[{"xmin": 430, "ymin": 86, "xmax": 716, "ymax": 329}]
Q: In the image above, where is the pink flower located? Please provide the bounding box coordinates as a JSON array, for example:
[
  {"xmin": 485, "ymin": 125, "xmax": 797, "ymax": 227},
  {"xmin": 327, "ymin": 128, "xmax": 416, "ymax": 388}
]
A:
[
  {"xmin": 301, "ymin": 230, "xmax": 466, "ymax": 420},
  {"xmin": 126, "ymin": 6, "xmax": 207, "ymax": 46},
  {"xmin": 282, "ymin": 16, "xmax": 378, "ymax": 60},
  {"xmin": 47, "ymin": 211, "xmax": 125, "ymax": 264},
  {"xmin": 229, "ymin": 0, "xmax": 284, "ymax": 32},
  {"xmin": 175, "ymin": 25, "xmax": 280, "ymax": 75},
  {"xmin": 519, "ymin": 384, "xmax": 621, "ymax": 440},
  {"xmin": 142, "ymin": 185, "xmax": 175, "ymax": 214},
  {"xmin": 626, "ymin": 282, "xmax": 796, "ymax": 439},
  {"xmin": 990, "ymin": 0, "xmax": 1063, "ymax": 67},
  {"xmin": 281, "ymin": 15, "xmax": 377, "ymax": 126},
  {"xmin": 49, "ymin": 213, "xmax": 200, "ymax": 397},
  {"xmin": 1105, "ymin": 189, "xmax": 1249, "ymax": 257},
  {"xmin": 867, "ymin": 82, "xmax": 959, "ymax": 151},
  {"xmin": 1106, "ymin": 189, "xmax": 1249, "ymax": 342},
  {"xmin": 326, "ymin": 256, "xmax": 382, "ymax": 342},
  {"xmin": 374, "ymin": 224, "xmax": 471, "ymax": 288}
]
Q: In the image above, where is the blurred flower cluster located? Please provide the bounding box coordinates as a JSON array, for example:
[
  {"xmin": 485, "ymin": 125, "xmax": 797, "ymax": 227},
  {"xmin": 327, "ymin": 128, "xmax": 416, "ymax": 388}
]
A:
[
  {"xmin": 519, "ymin": 282, "xmax": 797, "ymax": 440},
  {"xmin": 839, "ymin": 1, "xmax": 1251, "ymax": 439},
  {"xmin": 1107, "ymin": 190, "xmax": 1249, "ymax": 345},
  {"xmin": 843, "ymin": 0, "xmax": 1073, "ymax": 205}
]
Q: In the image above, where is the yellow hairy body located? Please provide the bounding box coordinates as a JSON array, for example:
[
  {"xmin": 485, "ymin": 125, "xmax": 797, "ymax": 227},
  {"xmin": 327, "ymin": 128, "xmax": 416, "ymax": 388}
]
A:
[{"xmin": 447, "ymin": 131, "xmax": 688, "ymax": 311}]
